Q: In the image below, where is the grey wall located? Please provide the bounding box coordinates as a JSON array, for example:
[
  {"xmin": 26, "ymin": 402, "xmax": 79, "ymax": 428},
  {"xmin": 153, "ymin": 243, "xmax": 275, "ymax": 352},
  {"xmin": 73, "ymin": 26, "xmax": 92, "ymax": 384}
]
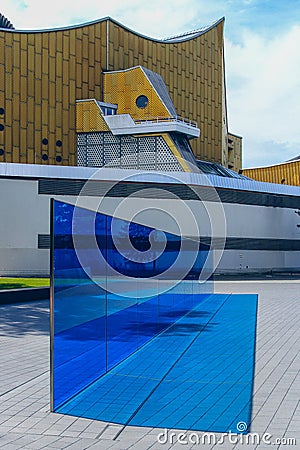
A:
[
  {"xmin": 0, "ymin": 177, "xmax": 299, "ymax": 276},
  {"xmin": 0, "ymin": 179, "xmax": 50, "ymax": 276}
]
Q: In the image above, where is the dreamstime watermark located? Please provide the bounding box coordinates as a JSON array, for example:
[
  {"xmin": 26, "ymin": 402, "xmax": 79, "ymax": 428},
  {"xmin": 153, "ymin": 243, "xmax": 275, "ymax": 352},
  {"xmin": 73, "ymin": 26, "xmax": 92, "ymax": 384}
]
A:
[
  {"xmin": 70, "ymin": 155, "xmax": 227, "ymax": 298},
  {"xmin": 157, "ymin": 427, "xmax": 297, "ymax": 446}
]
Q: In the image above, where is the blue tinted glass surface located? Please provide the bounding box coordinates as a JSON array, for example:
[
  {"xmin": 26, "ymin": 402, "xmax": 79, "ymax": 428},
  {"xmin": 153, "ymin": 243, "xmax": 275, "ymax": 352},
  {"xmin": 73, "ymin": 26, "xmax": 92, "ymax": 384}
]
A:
[
  {"xmin": 58, "ymin": 293, "xmax": 257, "ymax": 433},
  {"xmin": 53, "ymin": 202, "xmax": 107, "ymax": 409},
  {"xmin": 52, "ymin": 203, "xmax": 257, "ymax": 433},
  {"xmin": 52, "ymin": 200, "xmax": 212, "ymax": 411}
]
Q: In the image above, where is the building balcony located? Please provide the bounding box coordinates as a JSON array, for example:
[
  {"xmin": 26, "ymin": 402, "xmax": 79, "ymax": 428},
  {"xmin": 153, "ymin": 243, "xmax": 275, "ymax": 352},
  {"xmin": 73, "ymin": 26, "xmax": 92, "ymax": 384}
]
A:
[{"xmin": 103, "ymin": 114, "xmax": 200, "ymax": 139}]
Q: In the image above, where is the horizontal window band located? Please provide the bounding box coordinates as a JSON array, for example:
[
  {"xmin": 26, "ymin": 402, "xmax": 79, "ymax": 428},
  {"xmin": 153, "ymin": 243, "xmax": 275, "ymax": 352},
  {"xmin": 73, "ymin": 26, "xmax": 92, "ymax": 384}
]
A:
[
  {"xmin": 39, "ymin": 234, "xmax": 300, "ymax": 251},
  {"xmin": 38, "ymin": 178, "xmax": 300, "ymax": 209},
  {"xmin": 38, "ymin": 234, "xmax": 51, "ymax": 249}
]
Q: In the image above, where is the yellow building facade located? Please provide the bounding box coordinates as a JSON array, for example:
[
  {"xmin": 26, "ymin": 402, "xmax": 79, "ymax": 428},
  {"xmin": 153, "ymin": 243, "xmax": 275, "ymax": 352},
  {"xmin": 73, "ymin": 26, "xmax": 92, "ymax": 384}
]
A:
[
  {"xmin": 0, "ymin": 15, "xmax": 242, "ymax": 169},
  {"xmin": 227, "ymin": 132, "xmax": 242, "ymax": 172},
  {"xmin": 75, "ymin": 66, "xmax": 200, "ymax": 172},
  {"xmin": 242, "ymin": 159, "xmax": 300, "ymax": 187}
]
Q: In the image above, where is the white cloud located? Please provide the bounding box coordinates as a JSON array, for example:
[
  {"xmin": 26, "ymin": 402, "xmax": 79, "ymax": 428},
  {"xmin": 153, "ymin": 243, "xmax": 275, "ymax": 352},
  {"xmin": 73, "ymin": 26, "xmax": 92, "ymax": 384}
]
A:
[
  {"xmin": 1, "ymin": 0, "xmax": 222, "ymax": 38},
  {"xmin": 226, "ymin": 25, "xmax": 300, "ymax": 166}
]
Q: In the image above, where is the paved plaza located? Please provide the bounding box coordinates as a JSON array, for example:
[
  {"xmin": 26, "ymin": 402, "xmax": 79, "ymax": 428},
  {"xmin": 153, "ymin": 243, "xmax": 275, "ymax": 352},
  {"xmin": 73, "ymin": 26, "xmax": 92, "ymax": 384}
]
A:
[{"xmin": 0, "ymin": 281, "xmax": 299, "ymax": 449}]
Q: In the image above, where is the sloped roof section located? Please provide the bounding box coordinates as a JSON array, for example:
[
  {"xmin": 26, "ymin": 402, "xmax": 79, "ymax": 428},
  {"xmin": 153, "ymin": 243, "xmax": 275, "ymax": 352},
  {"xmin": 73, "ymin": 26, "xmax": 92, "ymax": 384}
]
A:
[
  {"xmin": 142, "ymin": 67, "xmax": 177, "ymax": 116},
  {"xmin": 0, "ymin": 13, "xmax": 14, "ymax": 29},
  {"xmin": 1, "ymin": 15, "xmax": 223, "ymax": 44},
  {"xmin": 287, "ymin": 155, "xmax": 300, "ymax": 162},
  {"xmin": 163, "ymin": 17, "xmax": 224, "ymax": 42}
]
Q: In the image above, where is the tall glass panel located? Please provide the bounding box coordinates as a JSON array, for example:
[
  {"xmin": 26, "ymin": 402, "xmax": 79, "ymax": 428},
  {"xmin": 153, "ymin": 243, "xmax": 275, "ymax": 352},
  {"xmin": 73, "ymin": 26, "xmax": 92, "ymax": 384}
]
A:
[
  {"xmin": 51, "ymin": 201, "xmax": 107, "ymax": 409},
  {"xmin": 51, "ymin": 199, "xmax": 212, "ymax": 411}
]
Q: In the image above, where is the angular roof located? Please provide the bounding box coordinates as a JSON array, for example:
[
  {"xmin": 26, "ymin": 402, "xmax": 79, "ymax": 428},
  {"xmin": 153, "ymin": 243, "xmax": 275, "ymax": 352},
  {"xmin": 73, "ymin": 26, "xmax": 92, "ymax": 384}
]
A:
[
  {"xmin": 287, "ymin": 155, "xmax": 300, "ymax": 162},
  {"xmin": 0, "ymin": 15, "xmax": 223, "ymax": 43},
  {"xmin": 142, "ymin": 67, "xmax": 177, "ymax": 116},
  {"xmin": 162, "ymin": 17, "xmax": 225, "ymax": 42},
  {"xmin": 0, "ymin": 13, "xmax": 14, "ymax": 29}
]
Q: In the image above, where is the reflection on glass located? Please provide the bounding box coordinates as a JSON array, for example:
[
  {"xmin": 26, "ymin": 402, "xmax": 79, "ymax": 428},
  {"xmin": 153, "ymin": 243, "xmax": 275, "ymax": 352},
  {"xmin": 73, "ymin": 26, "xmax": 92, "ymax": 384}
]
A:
[{"xmin": 51, "ymin": 200, "xmax": 212, "ymax": 410}]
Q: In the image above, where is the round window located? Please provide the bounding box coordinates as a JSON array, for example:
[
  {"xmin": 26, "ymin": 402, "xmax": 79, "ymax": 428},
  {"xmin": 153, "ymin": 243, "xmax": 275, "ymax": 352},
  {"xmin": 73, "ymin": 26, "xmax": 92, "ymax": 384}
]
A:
[
  {"xmin": 42, "ymin": 154, "xmax": 48, "ymax": 161},
  {"xmin": 136, "ymin": 95, "xmax": 149, "ymax": 109}
]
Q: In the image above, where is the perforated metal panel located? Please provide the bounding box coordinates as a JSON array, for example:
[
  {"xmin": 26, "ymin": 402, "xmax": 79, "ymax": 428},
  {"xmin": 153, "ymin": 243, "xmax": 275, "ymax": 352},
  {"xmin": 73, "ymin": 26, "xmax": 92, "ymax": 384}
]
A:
[
  {"xmin": 77, "ymin": 132, "xmax": 103, "ymax": 167},
  {"xmin": 104, "ymin": 133, "xmax": 120, "ymax": 144},
  {"xmin": 140, "ymin": 163, "xmax": 156, "ymax": 170},
  {"xmin": 77, "ymin": 131, "xmax": 184, "ymax": 171},
  {"xmin": 138, "ymin": 137, "xmax": 156, "ymax": 170},
  {"xmin": 77, "ymin": 134, "xmax": 87, "ymax": 146},
  {"xmin": 104, "ymin": 148, "xmax": 121, "ymax": 165},
  {"xmin": 121, "ymin": 136, "xmax": 138, "ymax": 154},
  {"xmin": 121, "ymin": 154, "xmax": 138, "ymax": 167},
  {"xmin": 121, "ymin": 136, "xmax": 135, "ymax": 143},
  {"xmin": 87, "ymin": 147, "xmax": 104, "ymax": 167},
  {"xmin": 105, "ymin": 160, "xmax": 121, "ymax": 167},
  {"xmin": 138, "ymin": 136, "xmax": 156, "ymax": 153},
  {"xmin": 77, "ymin": 146, "xmax": 87, "ymax": 166},
  {"xmin": 157, "ymin": 151, "xmax": 176, "ymax": 163},
  {"xmin": 156, "ymin": 136, "xmax": 171, "ymax": 151},
  {"xmin": 157, "ymin": 162, "xmax": 182, "ymax": 171},
  {"xmin": 87, "ymin": 133, "xmax": 102, "ymax": 145},
  {"xmin": 139, "ymin": 152, "xmax": 156, "ymax": 165},
  {"xmin": 156, "ymin": 136, "xmax": 182, "ymax": 168}
]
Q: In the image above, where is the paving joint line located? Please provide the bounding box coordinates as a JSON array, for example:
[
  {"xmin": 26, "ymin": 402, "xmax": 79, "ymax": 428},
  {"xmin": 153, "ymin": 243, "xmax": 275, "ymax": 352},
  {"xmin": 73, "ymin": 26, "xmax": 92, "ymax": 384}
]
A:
[{"xmin": 0, "ymin": 370, "xmax": 49, "ymax": 399}]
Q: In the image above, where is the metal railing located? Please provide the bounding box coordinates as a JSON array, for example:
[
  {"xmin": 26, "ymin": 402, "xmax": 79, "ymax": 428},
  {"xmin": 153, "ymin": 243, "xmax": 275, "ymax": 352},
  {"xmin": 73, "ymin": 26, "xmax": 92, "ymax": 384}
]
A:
[{"xmin": 134, "ymin": 115, "xmax": 198, "ymax": 128}]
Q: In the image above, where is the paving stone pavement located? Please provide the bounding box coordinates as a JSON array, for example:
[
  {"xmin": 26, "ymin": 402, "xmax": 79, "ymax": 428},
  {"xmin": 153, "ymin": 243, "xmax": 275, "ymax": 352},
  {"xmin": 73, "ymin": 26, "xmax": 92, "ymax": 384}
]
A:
[{"xmin": 0, "ymin": 280, "xmax": 299, "ymax": 449}]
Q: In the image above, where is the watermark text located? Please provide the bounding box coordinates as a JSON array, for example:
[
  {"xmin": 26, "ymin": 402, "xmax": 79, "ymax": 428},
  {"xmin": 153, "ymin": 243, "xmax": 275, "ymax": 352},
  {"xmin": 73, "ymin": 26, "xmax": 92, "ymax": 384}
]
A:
[{"xmin": 157, "ymin": 428, "xmax": 297, "ymax": 446}]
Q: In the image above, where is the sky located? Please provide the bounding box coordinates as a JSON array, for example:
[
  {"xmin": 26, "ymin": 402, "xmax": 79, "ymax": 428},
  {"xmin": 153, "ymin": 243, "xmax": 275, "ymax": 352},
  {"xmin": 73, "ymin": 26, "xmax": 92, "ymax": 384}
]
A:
[{"xmin": 1, "ymin": 0, "xmax": 300, "ymax": 168}]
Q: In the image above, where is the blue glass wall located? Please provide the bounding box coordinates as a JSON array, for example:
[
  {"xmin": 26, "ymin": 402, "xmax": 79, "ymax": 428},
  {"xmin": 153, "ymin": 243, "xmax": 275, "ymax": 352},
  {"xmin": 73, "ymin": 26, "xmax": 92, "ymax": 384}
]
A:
[
  {"xmin": 57, "ymin": 292, "xmax": 258, "ymax": 434},
  {"xmin": 51, "ymin": 200, "xmax": 212, "ymax": 410}
]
